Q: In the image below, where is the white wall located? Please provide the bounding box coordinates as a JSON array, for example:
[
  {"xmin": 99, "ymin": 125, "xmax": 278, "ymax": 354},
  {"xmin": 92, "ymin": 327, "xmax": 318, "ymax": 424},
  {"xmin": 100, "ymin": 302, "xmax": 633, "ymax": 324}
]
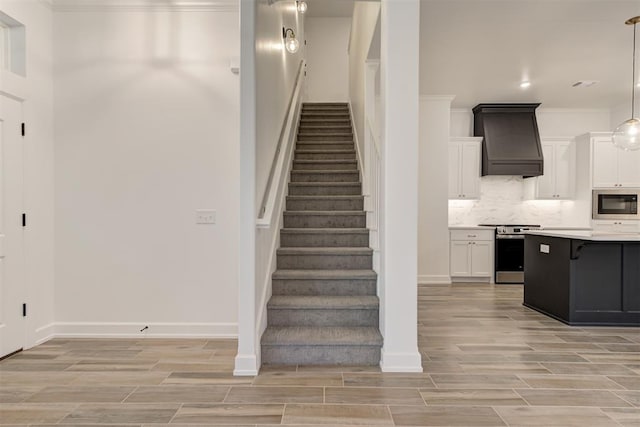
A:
[
  {"xmin": 418, "ymin": 96, "xmax": 454, "ymax": 284},
  {"xmin": 53, "ymin": 6, "xmax": 240, "ymax": 337},
  {"xmin": 255, "ymin": 1, "xmax": 304, "ymax": 210},
  {"xmin": 348, "ymin": 2, "xmax": 380, "ymax": 162},
  {"xmin": 0, "ymin": 0, "xmax": 55, "ymax": 347},
  {"xmin": 447, "ymin": 108, "xmax": 610, "ymax": 228},
  {"xmin": 610, "ymin": 102, "xmax": 629, "ymax": 131},
  {"xmin": 305, "ymin": 17, "xmax": 350, "ymax": 102}
]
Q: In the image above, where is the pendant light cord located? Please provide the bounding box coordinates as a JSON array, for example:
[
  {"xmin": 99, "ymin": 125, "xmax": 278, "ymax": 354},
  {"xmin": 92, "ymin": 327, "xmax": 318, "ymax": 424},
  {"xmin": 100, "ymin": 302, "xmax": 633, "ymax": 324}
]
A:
[{"xmin": 633, "ymin": 21, "xmax": 637, "ymax": 118}]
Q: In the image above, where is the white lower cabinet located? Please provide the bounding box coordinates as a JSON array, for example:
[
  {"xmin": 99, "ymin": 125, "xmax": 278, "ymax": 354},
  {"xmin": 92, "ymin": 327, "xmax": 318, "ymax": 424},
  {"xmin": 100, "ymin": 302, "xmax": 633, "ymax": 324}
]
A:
[{"xmin": 450, "ymin": 229, "xmax": 494, "ymax": 282}]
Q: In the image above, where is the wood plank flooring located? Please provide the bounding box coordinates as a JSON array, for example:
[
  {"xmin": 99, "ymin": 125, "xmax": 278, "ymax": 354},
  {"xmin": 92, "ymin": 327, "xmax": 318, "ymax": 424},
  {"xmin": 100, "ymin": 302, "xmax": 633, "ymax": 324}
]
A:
[{"xmin": 1, "ymin": 283, "xmax": 639, "ymax": 426}]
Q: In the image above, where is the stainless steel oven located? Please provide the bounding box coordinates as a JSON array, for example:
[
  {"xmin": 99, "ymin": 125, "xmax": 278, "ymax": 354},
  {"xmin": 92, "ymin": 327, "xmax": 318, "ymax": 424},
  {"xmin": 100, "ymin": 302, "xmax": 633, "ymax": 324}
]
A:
[{"xmin": 592, "ymin": 189, "xmax": 639, "ymax": 220}]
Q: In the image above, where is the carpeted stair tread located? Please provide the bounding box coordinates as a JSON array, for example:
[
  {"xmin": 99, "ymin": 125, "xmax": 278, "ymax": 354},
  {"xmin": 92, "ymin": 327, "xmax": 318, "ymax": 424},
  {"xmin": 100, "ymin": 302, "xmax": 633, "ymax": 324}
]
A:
[
  {"xmin": 261, "ymin": 326, "xmax": 383, "ymax": 346},
  {"xmin": 272, "ymin": 269, "xmax": 377, "ymax": 280},
  {"xmin": 281, "ymin": 228, "xmax": 368, "ymax": 234},
  {"xmin": 277, "ymin": 247, "xmax": 373, "ymax": 256},
  {"xmin": 268, "ymin": 295, "xmax": 379, "ymax": 309},
  {"xmin": 283, "ymin": 210, "xmax": 366, "ymax": 216}
]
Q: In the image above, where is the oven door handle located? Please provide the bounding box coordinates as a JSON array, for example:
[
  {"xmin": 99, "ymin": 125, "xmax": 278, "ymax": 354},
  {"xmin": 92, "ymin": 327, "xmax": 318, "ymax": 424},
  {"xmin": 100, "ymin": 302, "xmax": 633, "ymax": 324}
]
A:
[{"xmin": 496, "ymin": 235, "xmax": 525, "ymax": 240}]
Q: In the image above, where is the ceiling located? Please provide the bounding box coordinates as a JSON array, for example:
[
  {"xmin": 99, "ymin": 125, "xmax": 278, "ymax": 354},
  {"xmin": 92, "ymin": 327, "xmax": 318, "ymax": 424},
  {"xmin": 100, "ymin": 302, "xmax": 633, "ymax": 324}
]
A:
[
  {"xmin": 304, "ymin": 0, "xmax": 640, "ymax": 109},
  {"xmin": 305, "ymin": 0, "xmax": 355, "ymax": 17}
]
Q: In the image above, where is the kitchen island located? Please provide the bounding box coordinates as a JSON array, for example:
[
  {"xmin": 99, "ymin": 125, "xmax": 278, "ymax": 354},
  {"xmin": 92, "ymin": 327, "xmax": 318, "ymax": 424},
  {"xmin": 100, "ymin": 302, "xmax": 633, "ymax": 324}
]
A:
[{"xmin": 524, "ymin": 230, "xmax": 640, "ymax": 326}]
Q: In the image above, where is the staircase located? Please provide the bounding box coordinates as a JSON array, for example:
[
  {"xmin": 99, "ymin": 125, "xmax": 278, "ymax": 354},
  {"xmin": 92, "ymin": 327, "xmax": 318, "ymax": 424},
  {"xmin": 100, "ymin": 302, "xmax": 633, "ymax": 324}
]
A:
[{"xmin": 261, "ymin": 102, "xmax": 383, "ymax": 366}]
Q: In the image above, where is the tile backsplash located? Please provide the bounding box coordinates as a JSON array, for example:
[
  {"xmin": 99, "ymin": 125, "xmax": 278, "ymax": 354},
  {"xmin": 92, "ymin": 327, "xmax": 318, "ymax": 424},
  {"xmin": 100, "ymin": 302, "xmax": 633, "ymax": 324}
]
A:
[{"xmin": 448, "ymin": 176, "xmax": 576, "ymax": 226}]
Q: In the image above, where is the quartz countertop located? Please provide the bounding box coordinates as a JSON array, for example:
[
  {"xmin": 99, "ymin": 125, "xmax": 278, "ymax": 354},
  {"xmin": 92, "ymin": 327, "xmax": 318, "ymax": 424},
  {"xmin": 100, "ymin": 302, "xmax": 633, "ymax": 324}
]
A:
[
  {"xmin": 526, "ymin": 229, "xmax": 640, "ymax": 242},
  {"xmin": 449, "ymin": 225, "xmax": 497, "ymax": 230}
]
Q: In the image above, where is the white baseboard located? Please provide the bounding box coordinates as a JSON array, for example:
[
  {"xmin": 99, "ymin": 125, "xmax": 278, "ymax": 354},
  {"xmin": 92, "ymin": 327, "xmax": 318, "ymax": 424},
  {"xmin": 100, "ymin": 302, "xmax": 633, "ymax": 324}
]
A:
[
  {"xmin": 53, "ymin": 322, "xmax": 238, "ymax": 338},
  {"xmin": 233, "ymin": 353, "xmax": 258, "ymax": 376},
  {"xmin": 418, "ymin": 274, "xmax": 452, "ymax": 285},
  {"xmin": 33, "ymin": 323, "xmax": 56, "ymax": 347},
  {"xmin": 380, "ymin": 348, "xmax": 423, "ymax": 373}
]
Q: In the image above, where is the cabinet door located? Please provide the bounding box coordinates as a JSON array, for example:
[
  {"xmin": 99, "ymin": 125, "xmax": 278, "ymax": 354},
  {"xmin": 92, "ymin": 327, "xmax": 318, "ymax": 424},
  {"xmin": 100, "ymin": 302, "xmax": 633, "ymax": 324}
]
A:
[
  {"xmin": 592, "ymin": 139, "xmax": 619, "ymax": 188},
  {"xmin": 460, "ymin": 142, "xmax": 480, "ymax": 199},
  {"xmin": 450, "ymin": 241, "xmax": 471, "ymax": 276},
  {"xmin": 554, "ymin": 141, "xmax": 573, "ymax": 198},
  {"xmin": 617, "ymin": 148, "xmax": 640, "ymax": 188},
  {"xmin": 470, "ymin": 241, "xmax": 492, "ymax": 277},
  {"xmin": 536, "ymin": 143, "xmax": 556, "ymax": 198},
  {"xmin": 448, "ymin": 144, "xmax": 461, "ymax": 199}
]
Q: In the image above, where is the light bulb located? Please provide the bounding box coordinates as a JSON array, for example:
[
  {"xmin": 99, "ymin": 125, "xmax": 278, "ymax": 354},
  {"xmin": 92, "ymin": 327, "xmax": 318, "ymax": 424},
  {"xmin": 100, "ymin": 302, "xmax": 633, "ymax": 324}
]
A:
[
  {"xmin": 285, "ymin": 37, "xmax": 299, "ymax": 53},
  {"xmin": 612, "ymin": 118, "xmax": 640, "ymax": 151},
  {"xmin": 296, "ymin": 1, "xmax": 307, "ymax": 13}
]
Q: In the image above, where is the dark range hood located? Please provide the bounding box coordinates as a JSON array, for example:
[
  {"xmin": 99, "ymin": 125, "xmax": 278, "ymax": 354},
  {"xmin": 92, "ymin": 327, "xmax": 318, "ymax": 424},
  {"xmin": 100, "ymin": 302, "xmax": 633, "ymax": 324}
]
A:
[{"xmin": 473, "ymin": 103, "xmax": 544, "ymax": 177}]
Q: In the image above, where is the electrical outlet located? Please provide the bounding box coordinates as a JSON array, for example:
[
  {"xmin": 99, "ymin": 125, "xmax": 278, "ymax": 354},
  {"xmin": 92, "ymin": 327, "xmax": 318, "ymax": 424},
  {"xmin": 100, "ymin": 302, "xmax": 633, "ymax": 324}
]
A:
[{"xmin": 196, "ymin": 209, "xmax": 216, "ymax": 224}]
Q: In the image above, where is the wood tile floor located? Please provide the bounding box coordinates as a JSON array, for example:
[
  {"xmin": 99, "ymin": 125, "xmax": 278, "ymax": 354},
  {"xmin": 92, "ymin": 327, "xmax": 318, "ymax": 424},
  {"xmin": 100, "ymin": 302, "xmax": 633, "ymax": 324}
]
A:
[{"xmin": 1, "ymin": 283, "xmax": 639, "ymax": 426}]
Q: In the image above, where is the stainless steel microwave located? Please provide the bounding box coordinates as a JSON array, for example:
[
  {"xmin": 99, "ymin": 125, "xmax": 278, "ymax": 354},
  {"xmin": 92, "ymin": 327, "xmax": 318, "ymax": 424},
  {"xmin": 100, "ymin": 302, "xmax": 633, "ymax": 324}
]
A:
[{"xmin": 592, "ymin": 189, "xmax": 640, "ymax": 220}]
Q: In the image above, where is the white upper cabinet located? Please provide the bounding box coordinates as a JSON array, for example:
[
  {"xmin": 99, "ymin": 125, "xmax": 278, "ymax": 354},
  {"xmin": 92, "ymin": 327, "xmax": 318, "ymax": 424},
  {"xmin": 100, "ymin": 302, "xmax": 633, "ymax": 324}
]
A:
[
  {"xmin": 593, "ymin": 136, "xmax": 640, "ymax": 188},
  {"xmin": 524, "ymin": 138, "xmax": 574, "ymax": 200},
  {"xmin": 449, "ymin": 137, "xmax": 481, "ymax": 200}
]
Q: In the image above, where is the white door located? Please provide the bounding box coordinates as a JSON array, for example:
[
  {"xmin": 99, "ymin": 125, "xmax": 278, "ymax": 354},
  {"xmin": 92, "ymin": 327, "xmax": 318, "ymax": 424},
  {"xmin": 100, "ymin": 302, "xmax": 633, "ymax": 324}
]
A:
[
  {"xmin": 448, "ymin": 144, "xmax": 460, "ymax": 199},
  {"xmin": 617, "ymin": 148, "xmax": 640, "ymax": 188},
  {"xmin": 470, "ymin": 241, "xmax": 492, "ymax": 277},
  {"xmin": 554, "ymin": 142, "xmax": 573, "ymax": 198},
  {"xmin": 450, "ymin": 241, "xmax": 471, "ymax": 276},
  {"xmin": 0, "ymin": 94, "xmax": 25, "ymax": 358},
  {"xmin": 460, "ymin": 142, "xmax": 480, "ymax": 199},
  {"xmin": 536, "ymin": 142, "xmax": 555, "ymax": 198},
  {"xmin": 592, "ymin": 139, "xmax": 619, "ymax": 188}
]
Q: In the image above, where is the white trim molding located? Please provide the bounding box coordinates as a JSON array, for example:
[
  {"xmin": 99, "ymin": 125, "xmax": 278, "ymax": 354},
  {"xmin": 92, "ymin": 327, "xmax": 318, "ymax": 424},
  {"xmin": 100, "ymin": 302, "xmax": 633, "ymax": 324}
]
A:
[
  {"xmin": 52, "ymin": 322, "xmax": 238, "ymax": 338},
  {"xmin": 33, "ymin": 323, "xmax": 56, "ymax": 347},
  {"xmin": 380, "ymin": 348, "xmax": 423, "ymax": 373},
  {"xmin": 234, "ymin": 354, "xmax": 258, "ymax": 376},
  {"xmin": 418, "ymin": 274, "xmax": 452, "ymax": 285},
  {"xmin": 52, "ymin": 0, "xmax": 238, "ymax": 12}
]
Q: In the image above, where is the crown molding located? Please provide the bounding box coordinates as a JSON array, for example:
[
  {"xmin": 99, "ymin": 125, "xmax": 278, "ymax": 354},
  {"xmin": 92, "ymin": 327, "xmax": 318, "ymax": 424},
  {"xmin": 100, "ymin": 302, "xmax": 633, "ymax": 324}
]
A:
[{"xmin": 52, "ymin": 0, "xmax": 238, "ymax": 12}]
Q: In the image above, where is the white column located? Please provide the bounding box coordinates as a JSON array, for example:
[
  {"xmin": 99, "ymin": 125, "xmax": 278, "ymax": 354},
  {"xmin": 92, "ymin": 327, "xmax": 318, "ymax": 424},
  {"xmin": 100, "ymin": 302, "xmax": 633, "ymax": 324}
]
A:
[
  {"xmin": 234, "ymin": 0, "xmax": 258, "ymax": 376},
  {"xmin": 418, "ymin": 96, "xmax": 454, "ymax": 285},
  {"xmin": 379, "ymin": 0, "xmax": 422, "ymax": 373}
]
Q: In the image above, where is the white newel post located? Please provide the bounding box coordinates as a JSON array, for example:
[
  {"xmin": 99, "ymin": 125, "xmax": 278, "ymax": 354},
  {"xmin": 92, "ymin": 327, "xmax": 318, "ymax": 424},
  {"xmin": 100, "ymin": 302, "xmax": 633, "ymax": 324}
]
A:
[
  {"xmin": 235, "ymin": 0, "xmax": 258, "ymax": 376},
  {"xmin": 379, "ymin": 0, "xmax": 422, "ymax": 372}
]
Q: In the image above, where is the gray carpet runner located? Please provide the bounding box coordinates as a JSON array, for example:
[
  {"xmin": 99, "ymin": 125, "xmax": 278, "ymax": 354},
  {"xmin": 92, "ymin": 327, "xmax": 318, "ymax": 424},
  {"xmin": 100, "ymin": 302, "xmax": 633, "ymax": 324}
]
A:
[{"xmin": 261, "ymin": 102, "xmax": 383, "ymax": 366}]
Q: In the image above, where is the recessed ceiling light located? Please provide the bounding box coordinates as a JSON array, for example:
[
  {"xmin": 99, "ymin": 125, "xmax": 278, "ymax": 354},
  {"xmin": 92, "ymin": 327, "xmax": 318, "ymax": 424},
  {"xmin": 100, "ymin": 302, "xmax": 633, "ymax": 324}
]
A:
[
  {"xmin": 572, "ymin": 80, "xmax": 599, "ymax": 88},
  {"xmin": 520, "ymin": 81, "xmax": 531, "ymax": 89}
]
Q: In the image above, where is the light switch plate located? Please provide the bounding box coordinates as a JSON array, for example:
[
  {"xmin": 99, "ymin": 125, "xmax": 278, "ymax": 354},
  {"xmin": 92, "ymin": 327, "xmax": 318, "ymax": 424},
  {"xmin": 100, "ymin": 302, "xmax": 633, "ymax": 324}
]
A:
[
  {"xmin": 540, "ymin": 244, "xmax": 550, "ymax": 254},
  {"xmin": 196, "ymin": 209, "xmax": 216, "ymax": 224}
]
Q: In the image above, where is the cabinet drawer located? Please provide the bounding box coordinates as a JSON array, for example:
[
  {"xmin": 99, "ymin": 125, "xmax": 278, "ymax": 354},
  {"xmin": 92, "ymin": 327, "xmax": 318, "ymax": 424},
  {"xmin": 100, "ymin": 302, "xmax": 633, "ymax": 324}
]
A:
[{"xmin": 450, "ymin": 229, "xmax": 494, "ymax": 241}]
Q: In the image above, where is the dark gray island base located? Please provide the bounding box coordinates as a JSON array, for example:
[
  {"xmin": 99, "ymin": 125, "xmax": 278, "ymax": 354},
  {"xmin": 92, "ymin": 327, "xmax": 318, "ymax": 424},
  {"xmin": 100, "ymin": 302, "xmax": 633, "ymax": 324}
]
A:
[{"xmin": 524, "ymin": 233, "xmax": 640, "ymax": 326}]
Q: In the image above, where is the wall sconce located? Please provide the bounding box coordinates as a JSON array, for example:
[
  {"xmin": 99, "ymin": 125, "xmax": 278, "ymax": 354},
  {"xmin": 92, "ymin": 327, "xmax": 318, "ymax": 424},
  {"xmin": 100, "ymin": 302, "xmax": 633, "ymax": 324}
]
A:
[
  {"xmin": 296, "ymin": 1, "xmax": 308, "ymax": 13},
  {"xmin": 283, "ymin": 27, "xmax": 300, "ymax": 53}
]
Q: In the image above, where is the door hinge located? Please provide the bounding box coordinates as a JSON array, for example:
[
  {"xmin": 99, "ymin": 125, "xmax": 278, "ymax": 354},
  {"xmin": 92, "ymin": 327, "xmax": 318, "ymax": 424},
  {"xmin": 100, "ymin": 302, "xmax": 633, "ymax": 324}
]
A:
[
  {"xmin": 22, "ymin": 303, "xmax": 27, "ymax": 317},
  {"xmin": 22, "ymin": 213, "xmax": 26, "ymax": 227},
  {"xmin": 21, "ymin": 123, "xmax": 25, "ymax": 137}
]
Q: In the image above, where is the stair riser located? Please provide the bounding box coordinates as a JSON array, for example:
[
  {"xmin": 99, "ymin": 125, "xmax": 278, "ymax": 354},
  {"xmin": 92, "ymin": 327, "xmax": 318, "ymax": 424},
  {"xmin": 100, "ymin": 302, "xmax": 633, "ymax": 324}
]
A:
[
  {"xmin": 277, "ymin": 254, "xmax": 372, "ymax": 270},
  {"xmin": 298, "ymin": 127, "xmax": 352, "ymax": 134},
  {"xmin": 295, "ymin": 152, "xmax": 356, "ymax": 160},
  {"xmin": 301, "ymin": 115, "xmax": 351, "ymax": 121},
  {"xmin": 286, "ymin": 197, "xmax": 363, "ymax": 211},
  {"xmin": 262, "ymin": 345, "xmax": 380, "ymax": 365},
  {"xmin": 300, "ymin": 120, "xmax": 351, "ymax": 127},
  {"xmin": 290, "ymin": 172, "xmax": 359, "ymax": 183},
  {"xmin": 293, "ymin": 160, "xmax": 357, "ymax": 169},
  {"xmin": 283, "ymin": 214, "xmax": 366, "ymax": 228},
  {"xmin": 295, "ymin": 143, "xmax": 355, "ymax": 151},
  {"xmin": 268, "ymin": 309, "xmax": 378, "ymax": 327},
  {"xmin": 272, "ymin": 279, "xmax": 377, "ymax": 296},
  {"xmin": 288, "ymin": 185, "xmax": 361, "ymax": 196},
  {"xmin": 298, "ymin": 134, "xmax": 353, "ymax": 142},
  {"xmin": 280, "ymin": 232, "xmax": 369, "ymax": 247}
]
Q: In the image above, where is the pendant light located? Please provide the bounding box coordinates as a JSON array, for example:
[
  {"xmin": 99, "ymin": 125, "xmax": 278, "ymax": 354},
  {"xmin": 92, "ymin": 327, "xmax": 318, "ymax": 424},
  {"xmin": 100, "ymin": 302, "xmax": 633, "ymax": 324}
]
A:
[{"xmin": 613, "ymin": 16, "xmax": 640, "ymax": 151}]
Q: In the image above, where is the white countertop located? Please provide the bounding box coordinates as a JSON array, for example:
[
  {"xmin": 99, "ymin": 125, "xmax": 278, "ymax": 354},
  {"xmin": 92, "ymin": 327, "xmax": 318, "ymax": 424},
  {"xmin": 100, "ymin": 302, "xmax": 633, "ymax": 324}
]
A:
[
  {"xmin": 449, "ymin": 225, "xmax": 497, "ymax": 230},
  {"xmin": 526, "ymin": 229, "xmax": 640, "ymax": 242}
]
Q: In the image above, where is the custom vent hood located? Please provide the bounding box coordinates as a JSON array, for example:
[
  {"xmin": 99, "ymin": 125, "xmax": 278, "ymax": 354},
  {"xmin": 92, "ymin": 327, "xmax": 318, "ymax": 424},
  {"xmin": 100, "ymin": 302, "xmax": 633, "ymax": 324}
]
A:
[{"xmin": 473, "ymin": 103, "xmax": 544, "ymax": 177}]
